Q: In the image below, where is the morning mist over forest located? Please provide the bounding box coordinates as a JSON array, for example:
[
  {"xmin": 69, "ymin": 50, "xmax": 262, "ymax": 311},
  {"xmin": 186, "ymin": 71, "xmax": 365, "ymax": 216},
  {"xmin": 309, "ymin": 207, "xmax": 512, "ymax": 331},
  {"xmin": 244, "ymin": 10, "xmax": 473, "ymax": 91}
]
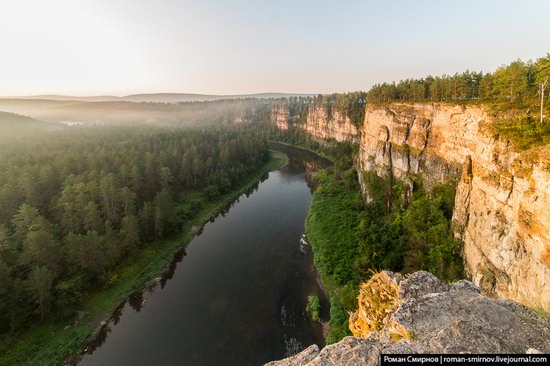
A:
[{"xmin": 1, "ymin": 1, "xmax": 550, "ymax": 366}]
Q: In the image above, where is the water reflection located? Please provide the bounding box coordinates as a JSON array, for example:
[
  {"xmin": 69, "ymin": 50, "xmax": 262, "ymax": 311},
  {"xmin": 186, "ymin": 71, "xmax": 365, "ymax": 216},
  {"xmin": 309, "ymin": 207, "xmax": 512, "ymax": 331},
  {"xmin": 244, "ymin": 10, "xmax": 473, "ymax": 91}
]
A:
[
  {"xmin": 271, "ymin": 143, "xmax": 330, "ymax": 193},
  {"xmin": 78, "ymin": 144, "xmax": 331, "ymax": 366},
  {"xmin": 160, "ymin": 248, "xmax": 187, "ymax": 288},
  {"xmin": 84, "ymin": 300, "xmax": 127, "ymax": 356},
  {"xmin": 128, "ymin": 291, "xmax": 144, "ymax": 312}
]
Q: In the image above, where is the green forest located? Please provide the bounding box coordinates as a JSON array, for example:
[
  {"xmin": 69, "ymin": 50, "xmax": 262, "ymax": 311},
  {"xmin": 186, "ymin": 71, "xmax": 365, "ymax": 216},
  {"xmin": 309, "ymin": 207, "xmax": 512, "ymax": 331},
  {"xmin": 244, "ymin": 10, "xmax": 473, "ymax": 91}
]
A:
[
  {"xmin": 0, "ymin": 121, "xmax": 269, "ymax": 335},
  {"xmin": 305, "ymin": 163, "xmax": 461, "ymax": 344},
  {"xmin": 356, "ymin": 174, "xmax": 462, "ymax": 281},
  {"xmin": 366, "ymin": 54, "xmax": 550, "ymax": 105}
]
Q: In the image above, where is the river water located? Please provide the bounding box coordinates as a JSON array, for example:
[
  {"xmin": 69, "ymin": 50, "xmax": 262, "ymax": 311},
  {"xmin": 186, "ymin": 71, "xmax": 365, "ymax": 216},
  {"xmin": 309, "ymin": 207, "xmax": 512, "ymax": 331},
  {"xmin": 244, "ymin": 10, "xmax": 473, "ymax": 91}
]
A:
[{"xmin": 78, "ymin": 144, "xmax": 331, "ymax": 366}]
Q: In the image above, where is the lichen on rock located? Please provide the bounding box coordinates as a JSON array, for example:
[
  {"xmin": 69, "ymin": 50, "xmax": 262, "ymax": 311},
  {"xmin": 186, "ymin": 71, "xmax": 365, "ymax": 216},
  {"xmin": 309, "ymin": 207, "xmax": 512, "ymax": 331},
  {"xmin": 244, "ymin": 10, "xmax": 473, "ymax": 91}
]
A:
[{"xmin": 348, "ymin": 271, "xmax": 401, "ymax": 338}]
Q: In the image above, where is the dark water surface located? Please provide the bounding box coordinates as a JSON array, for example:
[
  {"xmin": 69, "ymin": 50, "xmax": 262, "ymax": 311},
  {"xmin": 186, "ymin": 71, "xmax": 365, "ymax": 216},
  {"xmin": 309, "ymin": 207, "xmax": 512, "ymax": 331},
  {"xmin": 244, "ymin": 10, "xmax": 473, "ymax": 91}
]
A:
[{"xmin": 78, "ymin": 144, "xmax": 330, "ymax": 366}]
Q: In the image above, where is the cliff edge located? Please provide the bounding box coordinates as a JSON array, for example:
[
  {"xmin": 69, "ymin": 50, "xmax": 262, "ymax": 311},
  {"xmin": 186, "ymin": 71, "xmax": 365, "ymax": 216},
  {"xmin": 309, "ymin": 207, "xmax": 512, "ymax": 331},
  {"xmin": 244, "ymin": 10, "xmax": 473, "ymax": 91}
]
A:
[
  {"xmin": 267, "ymin": 271, "xmax": 550, "ymax": 366},
  {"xmin": 358, "ymin": 103, "xmax": 550, "ymax": 311}
]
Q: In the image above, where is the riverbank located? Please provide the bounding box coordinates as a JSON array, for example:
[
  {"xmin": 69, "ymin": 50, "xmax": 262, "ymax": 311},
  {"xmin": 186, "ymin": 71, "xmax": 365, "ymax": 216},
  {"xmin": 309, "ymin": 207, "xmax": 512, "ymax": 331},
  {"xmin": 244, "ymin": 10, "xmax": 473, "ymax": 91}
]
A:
[
  {"xmin": 0, "ymin": 150, "xmax": 288, "ymax": 366},
  {"xmin": 304, "ymin": 171, "xmax": 362, "ymax": 344},
  {"xmin": 268, "ymin": 140, "xmax": 333, "ymax": 162},
  {"xmin": 271, "ymin": 141, "xmax": 361, "ymax": 344}
]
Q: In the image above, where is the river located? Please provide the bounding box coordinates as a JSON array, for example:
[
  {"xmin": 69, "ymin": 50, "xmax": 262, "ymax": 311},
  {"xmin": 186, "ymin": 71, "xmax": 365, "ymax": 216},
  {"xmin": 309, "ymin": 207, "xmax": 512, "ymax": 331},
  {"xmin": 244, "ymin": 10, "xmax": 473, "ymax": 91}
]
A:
[{"xmin": 77, "ymin": 144, "xmax": 331, "ymax": 366}]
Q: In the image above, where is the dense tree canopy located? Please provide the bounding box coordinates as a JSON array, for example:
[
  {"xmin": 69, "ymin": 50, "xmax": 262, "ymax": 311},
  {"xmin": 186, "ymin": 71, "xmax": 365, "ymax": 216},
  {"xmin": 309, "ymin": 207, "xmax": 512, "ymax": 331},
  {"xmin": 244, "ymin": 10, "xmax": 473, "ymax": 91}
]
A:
[
  {"xmin": 0, "ymin": 124, "xmax": 269, "ymax": 333},
  {"xmin": 367, "ymin": 54, "xmax": 550, "ymax": 104}
]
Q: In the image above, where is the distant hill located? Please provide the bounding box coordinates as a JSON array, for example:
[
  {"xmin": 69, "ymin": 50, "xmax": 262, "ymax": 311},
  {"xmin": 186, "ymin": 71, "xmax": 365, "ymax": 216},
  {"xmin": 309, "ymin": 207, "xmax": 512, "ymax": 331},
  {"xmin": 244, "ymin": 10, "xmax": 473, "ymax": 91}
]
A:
[
  {"xmin": 0, "ymin": 111, "xmax": 45, "ymax": 125},
  {"xmin": 10, "ymin": 95, "xmax": 120, "ymax": 102},
  {"xmin": 3, "ymin": 92, "xmax": 312, "ymax": 103},
  {"xmin": 0, "ymin": 111, "xmax": 62, "ymax": 140},
  {"xmin": 0, "ymin": 97, "xmax": 275, "ymax": 127}
]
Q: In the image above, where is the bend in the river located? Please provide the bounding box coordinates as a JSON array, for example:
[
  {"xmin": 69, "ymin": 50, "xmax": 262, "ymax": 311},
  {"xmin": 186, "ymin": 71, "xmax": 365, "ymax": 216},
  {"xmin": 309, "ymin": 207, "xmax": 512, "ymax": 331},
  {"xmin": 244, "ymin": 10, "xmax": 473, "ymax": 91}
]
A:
[{"xmin": 78, "ymin": 143, "xmax": 331, "ymax": 366}]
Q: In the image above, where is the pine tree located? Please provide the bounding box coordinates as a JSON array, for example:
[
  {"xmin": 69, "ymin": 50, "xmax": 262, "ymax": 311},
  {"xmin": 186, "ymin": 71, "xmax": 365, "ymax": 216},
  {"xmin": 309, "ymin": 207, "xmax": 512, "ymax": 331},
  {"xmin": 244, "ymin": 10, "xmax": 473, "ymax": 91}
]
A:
[
  {"xmin": 0, "ymin": 259, "xmax": 11, "ymax": 296},
  {"xmin": 84, "ymin": 201, "xmax": 103, "ymax": 233},
  {"xmin": 11, "ymin": 204, "xmax": 41, "ymax": 244},
  {"xmin": 119, "ymin": 215, "xmax": 140, "ymax": 252},
  {"xmin": 21, "ymin": 230, "xmax": 61, "ymax": 274},
  {"xmin": 153, "ymin": 189, "xmax": 174, "ymax": 239},
  {"xmin": 27, "ymin": 266, "xmax": 53, "ymax": 320},
  {"xmin": 138, "ymin": 201, "xmax": 154, "ymax": 241}
]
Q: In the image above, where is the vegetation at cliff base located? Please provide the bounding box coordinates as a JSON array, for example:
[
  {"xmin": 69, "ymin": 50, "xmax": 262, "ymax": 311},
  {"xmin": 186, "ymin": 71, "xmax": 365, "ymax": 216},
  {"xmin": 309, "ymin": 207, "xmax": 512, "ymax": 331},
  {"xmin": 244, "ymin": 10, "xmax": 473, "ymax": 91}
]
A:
[
  {"xmin": 357, "ymin": 173, "xmax": 463, "ymax": 282},
  {"xmin": 305, "ymin": 169, "xmax": 361, "ymax": 343},
  {"xmin": 306, "ymin": 295, "xmax": 321, "ymax": 322},
  {"xmin": 301, "ymin": 140, "xmax": 462, "ymax": 344}
]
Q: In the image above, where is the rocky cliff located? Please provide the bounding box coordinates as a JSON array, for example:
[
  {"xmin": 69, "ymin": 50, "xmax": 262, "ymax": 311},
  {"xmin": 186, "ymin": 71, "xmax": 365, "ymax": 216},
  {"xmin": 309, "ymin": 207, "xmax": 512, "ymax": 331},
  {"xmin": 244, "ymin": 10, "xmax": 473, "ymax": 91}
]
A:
[
  {"xmin": 270, "ymin": 105, "xmax": 290, "ymax": 130},
  {"xmin": 268, "ymin": 271, "xmax": 550, "ymax": 366},
  {"xmin": 357, "ymin": 103, "xmax": 550, "ymax": 312},
  {"xmin": 271, "ymin": 101, "xmax": 549, "ymax": 311},
  {"xmin": 270, "ymin": 104, "xmax": 359, "ymax": 142}
]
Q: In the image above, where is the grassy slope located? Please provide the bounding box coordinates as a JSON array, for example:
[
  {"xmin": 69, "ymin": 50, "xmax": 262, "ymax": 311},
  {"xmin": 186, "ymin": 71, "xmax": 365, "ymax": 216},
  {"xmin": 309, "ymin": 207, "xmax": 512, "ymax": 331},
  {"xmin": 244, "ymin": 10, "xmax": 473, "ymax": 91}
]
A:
[
  {"xmin": 0, "ymin": 150, "xmax": 287, "ymax": 366},
  {"xmin": 304, "ymin": 171, "xmax": 362, "ymax": 344},
  {"xmin": 268, "ymin": 140, "xmax": 333, "ymax": 161}
]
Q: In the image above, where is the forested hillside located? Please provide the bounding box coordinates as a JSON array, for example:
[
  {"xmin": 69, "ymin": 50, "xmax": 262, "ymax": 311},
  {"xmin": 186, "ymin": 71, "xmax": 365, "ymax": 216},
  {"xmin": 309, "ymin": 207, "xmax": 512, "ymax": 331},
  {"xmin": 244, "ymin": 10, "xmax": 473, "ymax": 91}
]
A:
[
  {"xmin": 0, "ymin": 111, "xmax": 62, "ymax": 141},
  {"xmin": 367, "ymin": 54, "xmax": 550, "ymax": 104},
  {"xmin": 0, "ymin": 98, "xmax": 272, "ymax": 127},
  {"xmin": 0, "ymin": 124, "xmax": 269, "ymax": 334}
]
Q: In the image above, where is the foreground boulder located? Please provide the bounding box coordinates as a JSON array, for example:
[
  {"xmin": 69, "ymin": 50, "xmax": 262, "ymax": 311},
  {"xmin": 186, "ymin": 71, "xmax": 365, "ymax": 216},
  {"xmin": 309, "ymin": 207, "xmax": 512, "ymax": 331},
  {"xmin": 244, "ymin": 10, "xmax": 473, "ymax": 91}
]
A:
[{"xmin": 267, "ymin": 271, "xmax": 550, "ymax": 366}]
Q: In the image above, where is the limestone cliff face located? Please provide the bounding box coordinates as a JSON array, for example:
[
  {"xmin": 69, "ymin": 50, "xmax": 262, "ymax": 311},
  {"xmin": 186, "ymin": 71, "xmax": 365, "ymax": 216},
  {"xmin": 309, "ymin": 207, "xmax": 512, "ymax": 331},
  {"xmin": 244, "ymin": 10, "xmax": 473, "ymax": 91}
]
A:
[
  {"xmin": 270, "ymin": 104, "xmax": 360, "ymax": 142},
  {"xmin": 301, "ymin": 105, "xmax": 359, "ymax": 143},
  {"xmin": 270, "ymin": 105, "xmax": 290, "ymax": 130},
  {"xmin": 358, "ymin": 104, "xmax": 484, "ymax": 187},
  {"xmin": 357, "ymin": 103, "xmax": 550, "ymax": 312}
]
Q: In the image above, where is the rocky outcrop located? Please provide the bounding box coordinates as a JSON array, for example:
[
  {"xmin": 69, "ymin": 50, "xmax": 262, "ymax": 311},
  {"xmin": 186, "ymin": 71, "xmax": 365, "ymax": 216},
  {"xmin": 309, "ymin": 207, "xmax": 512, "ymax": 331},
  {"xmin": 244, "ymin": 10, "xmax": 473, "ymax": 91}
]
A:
[
  {"xmin": 270, "ymin": 105, "xmax": 290, "ymax": 130},
  {"xmin": 358, "ymin": 103, "xmax": 550, "ymax": 312},
  {"xmin": 301, "ymin": 105, "xmax": 359, "ymax": 143},
  {"xmin": 358, "ymin": 104, "xmax": 484, "ymax": 187},
  {"xmin": 267, "ymin": 271, "xmax": 550, "ymax": 366},
  {"xmin": 270, "ymin": 104, "xmax": 359, "ymax": 142},
  {"xmin": 268, "ymin": 337, "xmax": 382, "ymax": 366}
]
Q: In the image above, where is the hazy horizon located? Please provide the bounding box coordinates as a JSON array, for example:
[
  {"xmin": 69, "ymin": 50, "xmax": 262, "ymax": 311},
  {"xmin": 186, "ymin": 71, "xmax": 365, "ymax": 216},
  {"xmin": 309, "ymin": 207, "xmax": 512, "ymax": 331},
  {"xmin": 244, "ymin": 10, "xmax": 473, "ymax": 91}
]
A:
[
  {"xmin": 1, "ymin": 0, "xmax": 550, "ymax": 96},
  {"xmin": 0, "ymin": 92, "xmax": 311, "ymax": 98}
]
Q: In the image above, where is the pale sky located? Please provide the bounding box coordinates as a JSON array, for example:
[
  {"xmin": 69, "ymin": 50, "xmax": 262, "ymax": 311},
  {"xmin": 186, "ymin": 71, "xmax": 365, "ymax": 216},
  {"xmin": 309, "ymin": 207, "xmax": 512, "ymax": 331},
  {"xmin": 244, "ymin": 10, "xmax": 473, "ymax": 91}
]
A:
[{"xmin": 1, "ymin": 0, "xmax": 549, "ymax": 96}]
